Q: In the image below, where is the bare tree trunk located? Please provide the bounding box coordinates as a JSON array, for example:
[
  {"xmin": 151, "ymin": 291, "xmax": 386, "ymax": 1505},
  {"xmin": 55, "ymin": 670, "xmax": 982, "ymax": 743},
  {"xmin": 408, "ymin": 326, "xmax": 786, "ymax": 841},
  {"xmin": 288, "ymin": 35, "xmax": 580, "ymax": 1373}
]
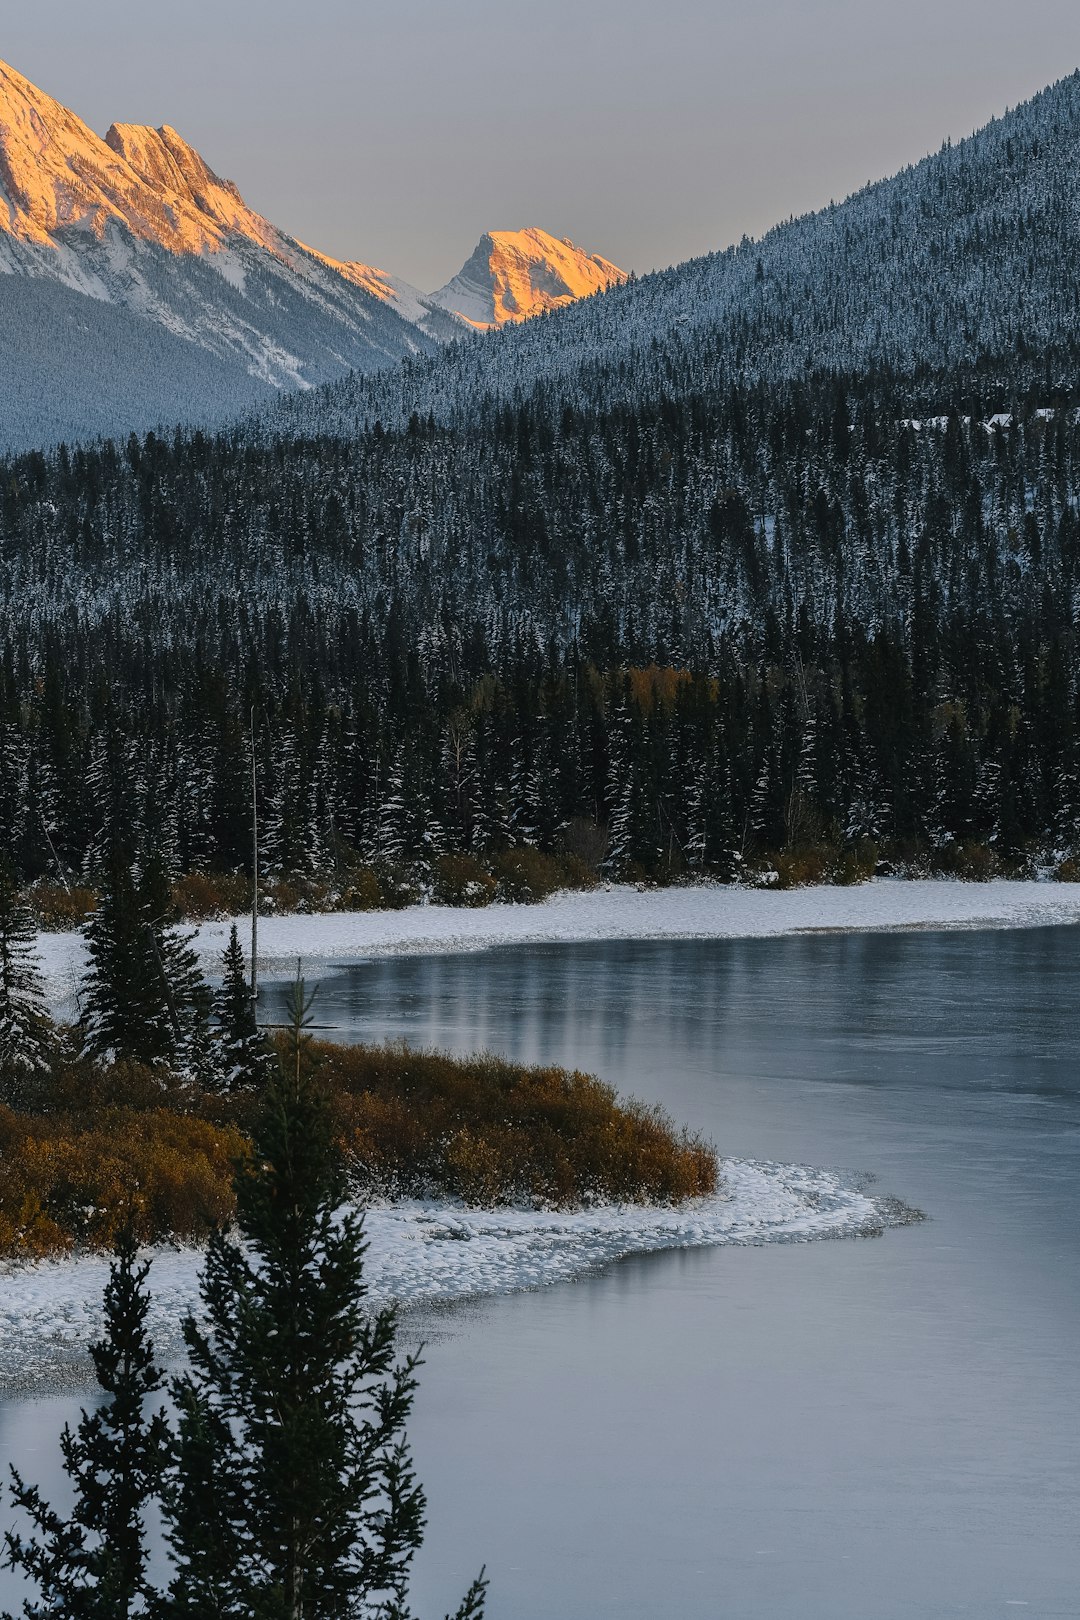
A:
[{"xmin": 251, "ymin": 707, "xmax": 259, "ymax": 1011}]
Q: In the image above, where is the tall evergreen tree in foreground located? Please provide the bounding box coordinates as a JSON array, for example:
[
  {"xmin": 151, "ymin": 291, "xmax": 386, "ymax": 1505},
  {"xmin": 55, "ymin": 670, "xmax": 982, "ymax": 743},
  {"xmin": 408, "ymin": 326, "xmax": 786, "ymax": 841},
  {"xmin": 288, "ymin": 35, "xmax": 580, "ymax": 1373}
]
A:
[
  {"xmin": 3, "ymin": 1224, "xmax": 170, "ymax": 1619},
  {"xmin": 0, "ymin": 863, "xmax": 53, "ymax": 1104},
  {"xmin": 163, "ymin": 977, "xmax": 487, "ymax": 1620}
]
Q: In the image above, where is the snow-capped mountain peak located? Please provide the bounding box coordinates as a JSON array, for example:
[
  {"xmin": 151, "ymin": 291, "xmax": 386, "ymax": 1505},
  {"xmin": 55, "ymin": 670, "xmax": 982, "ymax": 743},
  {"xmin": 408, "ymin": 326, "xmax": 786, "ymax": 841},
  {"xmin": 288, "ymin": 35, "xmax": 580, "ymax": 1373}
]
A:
[
  {"xmin": 103, "ymin": 121, "xmax": 283, "ymax": 255},
  {"xmin": 0, "ymin": 59, "xmax": 284, "ymax": 263},
  {"xmin": 428, "ymin": 226, "xmax": 628, "ymax": 328}
]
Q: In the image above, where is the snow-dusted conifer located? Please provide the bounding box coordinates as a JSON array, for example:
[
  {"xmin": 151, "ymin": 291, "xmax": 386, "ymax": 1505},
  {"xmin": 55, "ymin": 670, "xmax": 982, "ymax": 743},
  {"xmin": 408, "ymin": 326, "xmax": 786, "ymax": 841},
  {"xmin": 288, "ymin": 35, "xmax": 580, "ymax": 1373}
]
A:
[
  {"xmin": 80, "ymin": 850, "xmax": 210, "ymax": 1072},
  {"xmin": 4, "ymin": 1224, "xmax": 170, "ymax": 1617},
  {"xmin": 213, "ymin": 924, "xmax": 273, "ymax": 1093},
  {"xmin": 0, "ymin": 863, "xmax": 53, "ymax": 1101},
  {"xmin": 163, "ymin": 976, "xmax": 488, "ymax": 1620}
]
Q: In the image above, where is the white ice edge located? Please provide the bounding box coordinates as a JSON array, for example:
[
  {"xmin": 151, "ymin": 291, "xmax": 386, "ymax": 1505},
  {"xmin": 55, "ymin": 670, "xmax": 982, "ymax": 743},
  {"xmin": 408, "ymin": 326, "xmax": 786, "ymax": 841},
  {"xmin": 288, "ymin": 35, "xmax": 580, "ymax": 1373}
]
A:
[
  {"xmin": 0, "ymin": 1159, "xmax": 896, "ymax": 1393},
  {"xmin": 35, "ymin": 879, "xmax": 1080, "ymax": 1018}
]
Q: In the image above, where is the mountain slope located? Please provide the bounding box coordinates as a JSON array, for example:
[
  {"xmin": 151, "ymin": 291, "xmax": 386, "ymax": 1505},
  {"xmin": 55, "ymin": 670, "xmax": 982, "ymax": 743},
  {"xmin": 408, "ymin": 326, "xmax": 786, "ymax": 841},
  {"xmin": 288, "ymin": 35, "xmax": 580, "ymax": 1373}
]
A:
[
  {"xmin": 428, "ymin": 228, "xmax": 627, "ymax": 328},
  {"xmin": 0, "ymin": 59, "xmax": 633, "ymax": 449},
  {"xmin": 0, "ymin": 58, "xmax": 439, "ymax": 447},
  {"xmin": 273, "ymin": 69, "xmax": 1080, "ymax": 440}
]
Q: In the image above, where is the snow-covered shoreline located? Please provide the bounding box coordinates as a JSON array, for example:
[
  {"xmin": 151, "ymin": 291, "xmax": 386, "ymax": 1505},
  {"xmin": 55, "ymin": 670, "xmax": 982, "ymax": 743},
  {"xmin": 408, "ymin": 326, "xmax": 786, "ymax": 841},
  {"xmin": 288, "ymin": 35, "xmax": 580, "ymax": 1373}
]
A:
[
  {"xmin": 36, "ymin": 878, "xmax": 1080, "ymax": 1017},
  {"xmin": 0, "ymin": 1159, "xmax": 908, "ymax": 1395}
]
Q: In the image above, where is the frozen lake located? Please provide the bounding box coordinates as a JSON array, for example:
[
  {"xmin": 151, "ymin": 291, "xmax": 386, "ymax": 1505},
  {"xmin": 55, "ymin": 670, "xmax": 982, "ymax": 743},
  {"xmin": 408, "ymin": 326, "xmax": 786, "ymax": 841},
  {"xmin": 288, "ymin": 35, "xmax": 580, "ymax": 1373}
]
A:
[{"xmin": 4, "ymin": 927, "xmax": 1080, "ymax": 1617}]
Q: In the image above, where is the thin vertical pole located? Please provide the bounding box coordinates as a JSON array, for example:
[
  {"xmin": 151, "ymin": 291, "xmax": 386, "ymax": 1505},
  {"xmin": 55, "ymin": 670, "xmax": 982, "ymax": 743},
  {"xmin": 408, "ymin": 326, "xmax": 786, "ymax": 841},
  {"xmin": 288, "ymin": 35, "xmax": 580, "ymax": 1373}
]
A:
[{"xmin": 251, "ymin": 706, "xmax": 259, "ymax": 1009}]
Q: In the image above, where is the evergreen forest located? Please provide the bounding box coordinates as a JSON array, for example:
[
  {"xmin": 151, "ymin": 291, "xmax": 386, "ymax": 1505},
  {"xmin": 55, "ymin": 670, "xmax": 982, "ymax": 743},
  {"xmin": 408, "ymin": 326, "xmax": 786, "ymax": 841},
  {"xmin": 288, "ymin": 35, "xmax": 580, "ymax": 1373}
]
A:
[{"xmin": 4, "ymin": 366, "xmax": 1080, "ymax": 894}]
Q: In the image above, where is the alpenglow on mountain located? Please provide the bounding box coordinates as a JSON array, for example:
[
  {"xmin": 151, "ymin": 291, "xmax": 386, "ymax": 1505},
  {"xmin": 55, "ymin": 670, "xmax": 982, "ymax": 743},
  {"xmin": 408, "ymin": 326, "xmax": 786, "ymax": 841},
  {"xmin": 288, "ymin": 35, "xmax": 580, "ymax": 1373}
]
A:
[
  {"xmin": 426, "ymin": 229, "xmax": 627, "ymax": 328},
  {"xmin": 0, "ymin": 58, "xmax": 625, "ymax": 450}
]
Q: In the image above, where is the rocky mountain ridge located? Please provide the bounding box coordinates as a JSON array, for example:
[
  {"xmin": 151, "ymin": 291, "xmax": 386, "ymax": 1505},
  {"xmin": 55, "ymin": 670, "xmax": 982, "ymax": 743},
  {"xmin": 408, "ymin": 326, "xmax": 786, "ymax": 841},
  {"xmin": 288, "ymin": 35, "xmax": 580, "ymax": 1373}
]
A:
[{"xmin": 0, "ymin": 57, "xmax": 624, "ymax": 447}]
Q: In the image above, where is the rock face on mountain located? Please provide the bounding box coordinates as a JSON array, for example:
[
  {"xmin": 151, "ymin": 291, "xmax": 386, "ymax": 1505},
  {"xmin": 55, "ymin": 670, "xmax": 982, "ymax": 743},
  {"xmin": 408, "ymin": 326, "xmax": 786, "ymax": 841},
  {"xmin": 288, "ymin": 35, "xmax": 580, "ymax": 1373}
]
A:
[
  {"xmin": 429, "ymin": 228, "xmax": 627, "ymax": 328},
  {"xmin": 0, "ymin": 58, "xmax": 435, "ymax": 429},
  {"xmin": 0, "ymin": 58, "xmax": 626, "ymax": 448}
]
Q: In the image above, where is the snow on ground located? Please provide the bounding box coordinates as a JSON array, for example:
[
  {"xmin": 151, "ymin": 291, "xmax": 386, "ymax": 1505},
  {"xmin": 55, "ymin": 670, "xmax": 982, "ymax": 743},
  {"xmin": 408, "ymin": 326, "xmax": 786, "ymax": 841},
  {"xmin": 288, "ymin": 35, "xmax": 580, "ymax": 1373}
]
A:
[
  {"xmin": 36, "ymin": 878, "xmax": 1080, "ymax": 1017},
  {"xmin": 0, "ymin": 1160, "xmax": 902, "ymax": 1394}
]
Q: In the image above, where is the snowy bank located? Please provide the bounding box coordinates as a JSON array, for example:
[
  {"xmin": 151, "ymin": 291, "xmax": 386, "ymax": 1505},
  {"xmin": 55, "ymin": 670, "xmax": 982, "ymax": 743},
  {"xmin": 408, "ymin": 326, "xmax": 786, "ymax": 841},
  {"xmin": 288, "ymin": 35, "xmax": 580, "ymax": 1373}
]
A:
[
  {"xmin": 0, "ymin": 1159, "xmax": 905, "ymax": 1393},
  {"xmin": 36, "ymin": 878, "xmax": 1080, "ymax": 1018}
]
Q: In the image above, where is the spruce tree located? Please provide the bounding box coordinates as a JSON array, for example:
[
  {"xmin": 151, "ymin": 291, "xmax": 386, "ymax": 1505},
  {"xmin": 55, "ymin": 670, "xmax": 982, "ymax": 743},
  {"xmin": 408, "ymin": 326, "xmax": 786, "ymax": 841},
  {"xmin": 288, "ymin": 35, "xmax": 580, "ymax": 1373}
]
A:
[
  {"xmin": 0, "ymin": 863, "xmax": 53, "ymax": 1104},
  {"xmin": 213, "ymin": 924, "xmax": 273, "ymax": 1093},
  {"xmin": 80, "ymin": 850, "xmax": 172, "ymax": 1067},
  {"xmin": 139, "ymin": 854, "xmax": 213, "ymax": 1077},
  {"xmin": 3, "ymin": 1224, "xmax": 170, "ymax": 1619},
  {"xmin": 163, "ymin": 977, "xmax": 487, "ymax": 1620},
  {"xmin": 80, "ymin": 850, "xmax": 210, "ymax": 1073}
]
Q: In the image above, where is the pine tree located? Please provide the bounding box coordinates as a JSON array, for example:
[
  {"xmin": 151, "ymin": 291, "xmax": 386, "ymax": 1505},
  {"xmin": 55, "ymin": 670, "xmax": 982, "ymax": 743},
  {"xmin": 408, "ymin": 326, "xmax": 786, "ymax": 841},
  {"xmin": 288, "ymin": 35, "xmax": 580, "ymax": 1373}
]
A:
[
  {"xmin": 162, "ymin": 977, "xmax": 487, "ymax": 1620},
  {"xmin": 3, "ymin": 1224, "xmax": 170, "ymax": 1619},
  {"xmin": 143, "ymin": 855, "xmax": 214, "ymax": 1080},
  {"xmin": 80, "ymin": 850, "xmax": 210, "ymax": 1073},
  {"xmin": 80, "ymin": 851, "xmax": 169, "ymax": 1067},
  {"xmin": 602, "ymin": 694, "xmax": 633, "ymax": 877},
  {"xmin": 213, "ymin": 924, "xmax": 273, "ymax": 1093},
  {"xmin": 0, "ymin": 863, "xmax": 53, "ymax": 1104}
]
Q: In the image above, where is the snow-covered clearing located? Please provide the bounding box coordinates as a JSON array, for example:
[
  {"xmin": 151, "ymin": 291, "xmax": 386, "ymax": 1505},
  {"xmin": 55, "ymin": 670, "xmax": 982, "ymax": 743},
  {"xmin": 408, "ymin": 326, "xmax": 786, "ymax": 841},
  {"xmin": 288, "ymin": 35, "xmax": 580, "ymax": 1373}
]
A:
[
  {"xmin": 0, "ymin": 1160, "xmax": 903, "ymax": 1393},
  {"xmin": 36, "ymin": 879, "xmax": 1080, "ymax": 1017}
]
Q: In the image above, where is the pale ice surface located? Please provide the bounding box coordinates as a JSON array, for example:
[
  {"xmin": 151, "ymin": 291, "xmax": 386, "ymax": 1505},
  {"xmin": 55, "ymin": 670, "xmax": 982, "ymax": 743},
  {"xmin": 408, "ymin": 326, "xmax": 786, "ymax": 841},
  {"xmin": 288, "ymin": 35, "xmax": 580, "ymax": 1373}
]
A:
[
  {"xmin": 35, "ymin": 878, "xmax": 1080, "ymax": 1020},
  {"xmin": 0, "ymin": 1159, "xmax": 897, "ymax": 1394}
]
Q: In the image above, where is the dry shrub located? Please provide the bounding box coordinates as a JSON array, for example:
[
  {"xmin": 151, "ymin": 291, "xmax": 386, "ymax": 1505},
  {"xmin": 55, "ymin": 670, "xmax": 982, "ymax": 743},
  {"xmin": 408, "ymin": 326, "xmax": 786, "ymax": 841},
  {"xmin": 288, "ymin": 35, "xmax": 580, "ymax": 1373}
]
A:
[
  {"xmin": 1055, "ymin": 856, "xmax": 1080, "ymax": 882},
  {"xmin": 931, "ymin": 841, "xmax": 999, "ymax": 880},
  {"xmin": 431, "ymin": 853, "xmax": 497, "ymax": 908},
  {"xmin": 556, "ymin": 853, "xmax": 600, "ymax": 891},
  {"xmin": 827, "ymin": 839, "xmax": 878, "ymax": 886},
  {"xmin": 0, "ymin": 1105, "xmax": 245, "ymax": 1258},
  {"xmin": 774, "ymin": 848, "xmax": 830, "ymax": 888},
  {"xmin": 172, "ymin": 870, "xmax": 250, "ymax": 920},
  {"xmin": 375, "ymin": 868, "xmax": 421, "ymax": 910},
  {"xmin": 28, "ymin": 882, "xmax": 97, "ymax": 932},
  {"xmin": 262, "ymin": 873, "xmax": 339, "ymax": 914},
  {"xmin": 316, "ymin": 1041, "xmax": 718, "ymax": 1208},
  {"xmin": 336, "ymin": 868, "xmax": 383, "ymax": 911},
  {"xmin": 0, "ymin": 1032, "xmax": 717, "ymax": 1257},
  {"xmin": 490, "ymin": 847, "xmax": 567, "ymax": 902}
]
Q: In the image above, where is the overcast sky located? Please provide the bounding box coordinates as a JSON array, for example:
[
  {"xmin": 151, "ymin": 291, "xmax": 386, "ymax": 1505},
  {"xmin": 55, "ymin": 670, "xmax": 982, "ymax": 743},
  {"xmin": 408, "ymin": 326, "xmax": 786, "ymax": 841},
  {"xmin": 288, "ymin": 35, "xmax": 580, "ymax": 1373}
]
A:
[{"xmin": 5, "ymin": 1, "xmax": 1079, "ymax": 290}]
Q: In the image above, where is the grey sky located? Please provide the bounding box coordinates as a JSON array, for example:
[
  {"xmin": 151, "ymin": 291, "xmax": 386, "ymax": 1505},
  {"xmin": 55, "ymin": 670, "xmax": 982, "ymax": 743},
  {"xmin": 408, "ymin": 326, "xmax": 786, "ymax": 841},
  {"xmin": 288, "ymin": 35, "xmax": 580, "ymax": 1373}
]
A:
[{"xmin": 5, "ymin": 1, "xmax": 1079, "ymax": 291}]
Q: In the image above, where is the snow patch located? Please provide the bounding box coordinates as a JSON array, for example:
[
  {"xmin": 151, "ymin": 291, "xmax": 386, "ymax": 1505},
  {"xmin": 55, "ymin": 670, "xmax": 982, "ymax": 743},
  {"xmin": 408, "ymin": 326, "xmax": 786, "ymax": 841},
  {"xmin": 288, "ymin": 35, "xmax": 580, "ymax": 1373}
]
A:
[{"xmin": 0, "ymin": 1159, "xmax": 900, "ymax": 1393}]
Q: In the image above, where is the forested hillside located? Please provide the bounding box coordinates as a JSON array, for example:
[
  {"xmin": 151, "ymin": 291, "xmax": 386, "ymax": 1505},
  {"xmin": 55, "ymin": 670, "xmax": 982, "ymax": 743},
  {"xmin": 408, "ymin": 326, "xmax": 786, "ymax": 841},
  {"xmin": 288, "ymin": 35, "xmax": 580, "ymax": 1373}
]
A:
[
  {"xmin": 3, "ymin": 357, "xmax": 1080, "ymax": 892},
  {"xmin": 272, "ymin": 70, "xmax": 1080, "ymax": 438}
]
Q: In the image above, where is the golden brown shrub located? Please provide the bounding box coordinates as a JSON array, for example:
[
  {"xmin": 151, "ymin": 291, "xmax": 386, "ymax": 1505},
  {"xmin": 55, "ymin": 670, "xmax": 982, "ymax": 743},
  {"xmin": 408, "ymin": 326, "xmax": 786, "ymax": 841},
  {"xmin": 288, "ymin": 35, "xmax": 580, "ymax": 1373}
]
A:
[
  {"xmin": 28, "ymin": 882, "xmax": 98, "ymax": 932},
  {"xmin": 172, "ymin": 871, "xmax": 251, "ymax": 920},
  {"xmin": 316, "ymin": 1041, "xmax": 717, "ymax": 1208},
  {"xmin": 0, "ymin": 1033, "xmax": 717, "ymax": 1258},
  {"xmin": 0, "ymin": 1105, "xmax": 245, "ymax": 1258},
  {"xmin": 431, "ymin": 853, "xmax": 497, "ymax": 908},
  {"xmin": 489, "ymin": 847, "xmax": 567, "ymax": 902},
  {"xmin": 335, "ymin": 868, "xmax": 384, "ymax": 911}
]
